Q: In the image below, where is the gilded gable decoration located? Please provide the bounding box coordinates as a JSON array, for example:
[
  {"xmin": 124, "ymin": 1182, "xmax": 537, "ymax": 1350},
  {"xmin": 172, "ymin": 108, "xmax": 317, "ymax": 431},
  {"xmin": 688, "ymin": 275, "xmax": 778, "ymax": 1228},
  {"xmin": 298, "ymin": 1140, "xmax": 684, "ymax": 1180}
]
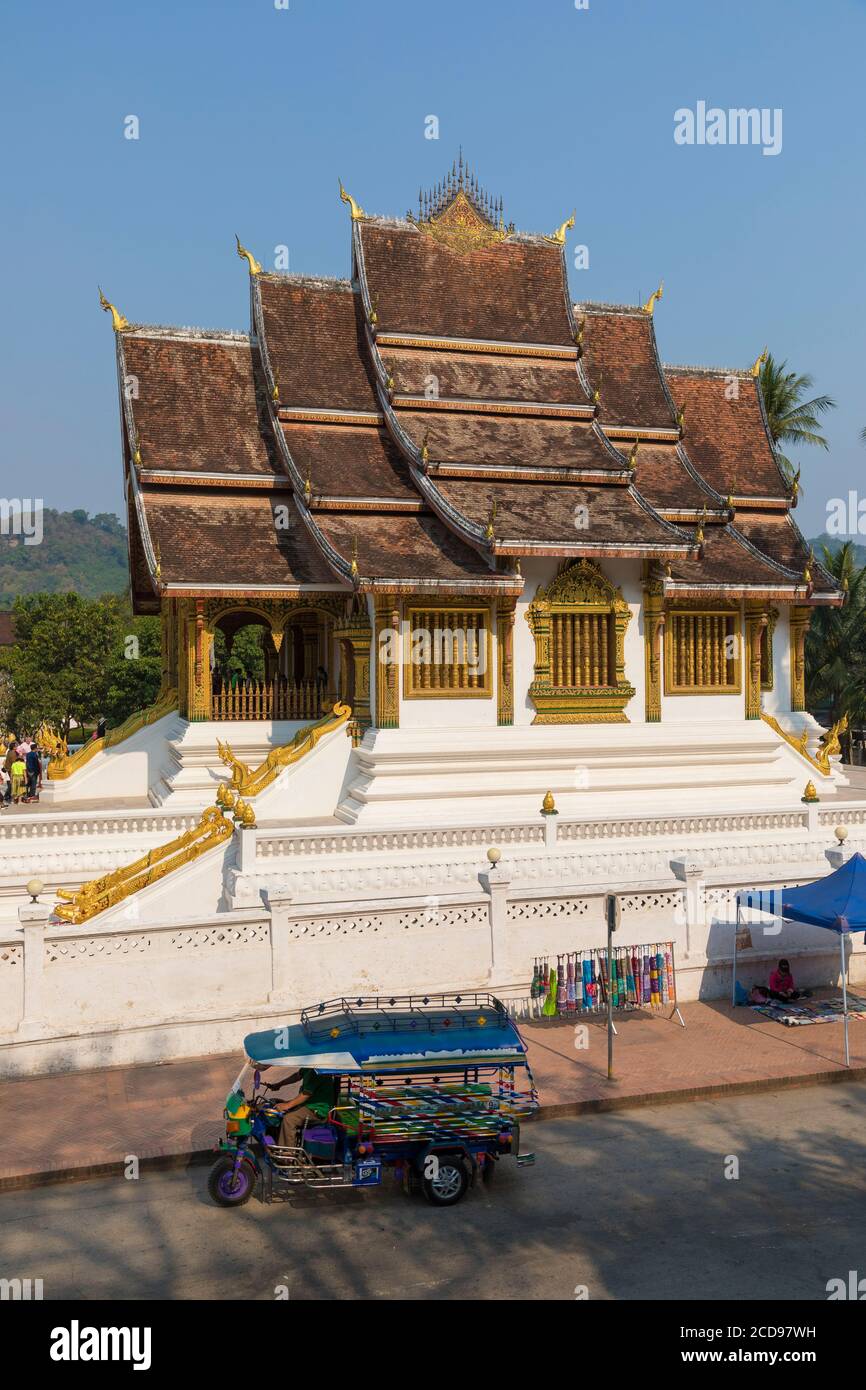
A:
[
  {"xmin": 407, "ymin": 151, "xmax": 514, "ymax": 254},
  {"xmin": 525, "ymin": 559, "xmax": 635, "ymax": 724}
]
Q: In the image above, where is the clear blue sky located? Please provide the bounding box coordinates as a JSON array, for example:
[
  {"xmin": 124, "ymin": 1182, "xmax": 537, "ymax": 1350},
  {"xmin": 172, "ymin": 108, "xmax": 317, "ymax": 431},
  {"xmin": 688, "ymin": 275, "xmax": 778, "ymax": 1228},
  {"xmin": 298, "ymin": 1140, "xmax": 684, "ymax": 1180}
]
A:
[{"xmin": 2, "ymin": 0, "xmax": 864, "ymax": 537}]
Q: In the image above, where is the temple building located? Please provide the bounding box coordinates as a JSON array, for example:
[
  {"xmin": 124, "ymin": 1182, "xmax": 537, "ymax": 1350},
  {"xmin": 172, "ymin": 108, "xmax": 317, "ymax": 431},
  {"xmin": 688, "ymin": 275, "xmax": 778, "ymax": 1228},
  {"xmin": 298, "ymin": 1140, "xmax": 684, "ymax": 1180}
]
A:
[{"xmin": 6, "ymin": 158, "xmax": 862, "ymax": 1080}]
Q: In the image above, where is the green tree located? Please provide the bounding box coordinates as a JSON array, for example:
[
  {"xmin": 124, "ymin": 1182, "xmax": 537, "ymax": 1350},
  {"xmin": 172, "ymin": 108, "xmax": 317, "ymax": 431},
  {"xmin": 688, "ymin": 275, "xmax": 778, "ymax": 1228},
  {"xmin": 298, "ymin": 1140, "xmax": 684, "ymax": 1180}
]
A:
[
  {"xmin": 213, "ymin": 623, "xmax": 267, "ymax": 684},
  {"xmin": 806, "ymin": 543, "xmax": 866, "ymax": 759},
  {"xmin": 0, "ymin": 593, "xmax": 128, "ymax": 738},
  {"xmin": 102, "ymin": 615, "xmax": 162, "ymax": 725},
  {"xmin": 759, "ymin": 352, "xmax": 835, "ymax": 485}
]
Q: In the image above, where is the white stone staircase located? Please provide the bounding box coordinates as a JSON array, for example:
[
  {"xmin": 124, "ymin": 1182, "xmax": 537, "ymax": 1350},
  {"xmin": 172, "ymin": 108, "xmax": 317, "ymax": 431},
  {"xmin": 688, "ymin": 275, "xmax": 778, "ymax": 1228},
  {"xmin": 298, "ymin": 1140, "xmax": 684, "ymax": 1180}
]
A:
[{"xmin": 336, "ymin": 719, "xmax": 842, "ymax": 826}]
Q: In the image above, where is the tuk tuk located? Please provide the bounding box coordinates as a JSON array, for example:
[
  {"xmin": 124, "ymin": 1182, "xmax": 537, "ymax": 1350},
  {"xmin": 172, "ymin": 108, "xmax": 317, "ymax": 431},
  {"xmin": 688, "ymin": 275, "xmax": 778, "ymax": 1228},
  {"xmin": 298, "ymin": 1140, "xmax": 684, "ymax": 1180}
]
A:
[{"xmin": 208, "ymin": 992, "xmax": 538, "ymax": 1207}]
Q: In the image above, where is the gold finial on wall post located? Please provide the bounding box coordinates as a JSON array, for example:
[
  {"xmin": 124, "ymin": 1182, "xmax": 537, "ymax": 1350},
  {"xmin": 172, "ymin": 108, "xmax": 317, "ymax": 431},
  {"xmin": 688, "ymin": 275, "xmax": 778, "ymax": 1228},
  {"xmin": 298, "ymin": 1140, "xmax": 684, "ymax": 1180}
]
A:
[{"xmin": 98, "ymin": 288, "xmax": 130, "ymax": 332}]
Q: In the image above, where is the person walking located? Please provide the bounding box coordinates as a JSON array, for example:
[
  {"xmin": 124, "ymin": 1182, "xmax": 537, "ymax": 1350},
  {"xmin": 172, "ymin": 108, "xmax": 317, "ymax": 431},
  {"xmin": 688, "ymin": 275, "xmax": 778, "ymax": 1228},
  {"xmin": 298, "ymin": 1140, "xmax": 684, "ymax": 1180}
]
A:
[
  {"xmin": 10, "ymin": 753, "xmax": 26, "ymax": 804},
  {"xmin": 25, "ymin": 744, "xmax": 41, "ymax": 801},
  {"xmin": 3, "ymin": 739, "xmax": 16, "ymax": 805}
]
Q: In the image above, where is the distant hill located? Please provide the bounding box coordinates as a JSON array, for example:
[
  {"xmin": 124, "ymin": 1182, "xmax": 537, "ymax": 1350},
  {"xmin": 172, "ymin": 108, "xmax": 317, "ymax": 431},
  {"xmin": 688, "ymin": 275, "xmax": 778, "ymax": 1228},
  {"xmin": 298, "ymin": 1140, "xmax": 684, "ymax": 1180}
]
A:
[
  {"xmin": 0, "ymin": 509, "xmax": 129, "ymax": 605},
  {"xmin": 808, "ymin": 533, "xmax": 866, "ymax": 569}
]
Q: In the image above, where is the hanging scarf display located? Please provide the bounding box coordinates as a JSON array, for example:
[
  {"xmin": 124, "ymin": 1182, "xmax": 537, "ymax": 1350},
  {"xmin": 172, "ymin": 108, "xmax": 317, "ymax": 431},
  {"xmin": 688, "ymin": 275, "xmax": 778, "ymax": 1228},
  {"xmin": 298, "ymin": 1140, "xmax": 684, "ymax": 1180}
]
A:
[{"xmin": 531, "ymin": 941, "xmax": 679, "ymax": 1017}]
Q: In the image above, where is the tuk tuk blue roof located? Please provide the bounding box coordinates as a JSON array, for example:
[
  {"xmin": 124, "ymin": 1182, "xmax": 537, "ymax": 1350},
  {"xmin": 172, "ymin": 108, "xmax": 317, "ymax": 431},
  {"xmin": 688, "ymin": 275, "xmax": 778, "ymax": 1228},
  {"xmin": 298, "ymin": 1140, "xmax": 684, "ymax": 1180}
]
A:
[{"xmin": 244, "ymin": 994, "xmax": 528, "ymax": 1075}]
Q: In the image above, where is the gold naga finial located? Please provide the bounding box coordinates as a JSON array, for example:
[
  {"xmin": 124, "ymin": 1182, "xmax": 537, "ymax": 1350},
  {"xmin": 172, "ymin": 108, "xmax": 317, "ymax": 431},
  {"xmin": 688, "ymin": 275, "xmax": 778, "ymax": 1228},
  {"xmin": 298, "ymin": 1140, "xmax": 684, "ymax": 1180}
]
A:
[
  {"xmin": 843, "ymin": 575, "xmax": 850, "ymax": 593},
  {"xmin": 303, "ymin": 471, "xmax": 312, "ymax": 505},
  {"xmin": 592, "ymin": 371, "xmax": 603, "ymax": 406},
  {"xmin": 271, "ymin": 380, "xmax": 280, "ymax": 403},
  {"xmin": 790, "ymin": 465, "xmax": 801, "ymax": 502},
  {"xmin": 132, "ymin": 445, "xmax": 142, "ymax": 468},
  {"xmin": 339, "ymin": 179, "xmax": 367, "ymax": 221},
  {"xmin": 641, "ymin": 281, "xmax": 664, "ymax": 316},
  {"xmin": 385, "ymin": 372, "xmax": 395, "ymax": 394},
  {"xmin": 235, "ymin": 235, "xmax": 262, "ymax": 276},
  {"xmin": 154, "ymin": 541, "xmax": 162, "ymax": 582},
  {"xmin": 485, "ymin": 499, "xmax": 498, "ymax": 542},
  {"xmin": 725, "ymin": 490, "xmax": 734, "ymax": 511},
  {"xmin": 548, "ymin": 211, "xmax": 575, "ymax": 246},
  {"xmin": 695, "ymin": 507, "xmax": 707, "ymax": 544},
  {"xmin": 676, "ymin": 401, "xmax": 686, "ymax": 431},
  {"xmin": 804, "ymin": 547, "xmax": 814, "ymax": 585},
  {"xmin": 98, "ymin": 287, "xmax": 129, "ymax": 333},
  {"xmin": 420, "ymin": 429, "xmax": 430, "ymax": 465},
  {"xmin": 574, "ymin": 315, "xmax": 586, "ymax": 348},
  {"xmin": 350, "ymin": 536, "xmax": 359, "ymax": 580},
  {"xmin": 515, "ymin": 558, "xmax": 522, "ymax": 577},
  {"xmin": 368, "ymin": 295, "xmax": 378, "ymax": 327},
  {"xmin": 627, "ymin": 438, "xmax": 639, "ymax": 471},
  {"xmin": 750, "ymin": 346, "xmax": 768, "ymax": 378}
]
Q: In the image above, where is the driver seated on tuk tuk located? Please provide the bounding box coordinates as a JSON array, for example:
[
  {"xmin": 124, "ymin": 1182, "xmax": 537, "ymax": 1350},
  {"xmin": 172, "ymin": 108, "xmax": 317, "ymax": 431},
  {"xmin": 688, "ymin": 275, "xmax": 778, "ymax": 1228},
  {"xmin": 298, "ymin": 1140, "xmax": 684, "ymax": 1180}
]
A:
[{"xmin": 266, "ymin": 1067, "xmax": 338, "ymax": 1147}]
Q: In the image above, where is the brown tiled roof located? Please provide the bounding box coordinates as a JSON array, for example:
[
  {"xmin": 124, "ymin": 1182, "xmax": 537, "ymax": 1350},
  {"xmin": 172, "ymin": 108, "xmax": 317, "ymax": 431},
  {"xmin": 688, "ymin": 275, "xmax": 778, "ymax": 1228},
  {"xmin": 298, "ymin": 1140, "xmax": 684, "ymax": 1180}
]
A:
[
  {"xmin": 257, "ymin": 277, "xmax": 379, "ymax": 411},
  {"xmin": 429, "ymin": 478, "xmax": 694, "ymax": 554},
  {"xmin": 666, "ymin": 524, "xmax": 805, "ymax": 593},
  {"xmin": 579, "ymin": 308, "xmax": 677, "ymax": 430},
  {"xmin": 281, "ymin": 423, "xmax": 416, "ymax": 500},
  {"xmin": 0, "ymin": 611, "xmax": 16, "ymax": 646},
  {"xmin": 140, "ymin": 487, "xmax": 332, "ymax": 588},
  {"xmin": 665, "ymin": 368, "xmax": 788, "ymax": 499},
  {"xmin": 358, "ymin": 221, "xmax": 575, "ymax": 344},
  {"xmin": 313, "ymin": 509, "xmax": 500, "ymax": 585},
  {"xmin": 733, "ymin": 511, "xmax": 838, "ymax": 594},
  {"xmin": 395, "ymin": 410, "xmax": 622, "ymax": 474},
  {"xmin": 381, "ymin": 345, "xmax": 589, "ymax": 405},
  {"xmin": 122, "ymin": 333, "xmax": 281, "ymax": 477},
  {"xmin": 633, "ymin": 444, "xmax": 720, "ymax": 511}
]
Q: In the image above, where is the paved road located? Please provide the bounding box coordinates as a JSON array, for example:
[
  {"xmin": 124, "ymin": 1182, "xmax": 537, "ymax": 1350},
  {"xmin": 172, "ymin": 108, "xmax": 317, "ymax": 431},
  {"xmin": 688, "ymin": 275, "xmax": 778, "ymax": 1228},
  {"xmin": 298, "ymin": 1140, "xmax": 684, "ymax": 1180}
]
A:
[{"xmin": 2, "ymin": 1084, "xmax": 865, "ymax": 1301}]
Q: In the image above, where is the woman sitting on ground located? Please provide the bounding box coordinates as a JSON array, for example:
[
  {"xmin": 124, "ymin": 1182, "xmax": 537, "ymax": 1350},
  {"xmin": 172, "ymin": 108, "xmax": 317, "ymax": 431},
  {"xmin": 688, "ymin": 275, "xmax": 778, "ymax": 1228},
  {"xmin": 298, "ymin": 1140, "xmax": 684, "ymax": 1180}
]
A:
[{"xmin": 766, "ymin": 959, "xmax": 807, "ymax": 1001}]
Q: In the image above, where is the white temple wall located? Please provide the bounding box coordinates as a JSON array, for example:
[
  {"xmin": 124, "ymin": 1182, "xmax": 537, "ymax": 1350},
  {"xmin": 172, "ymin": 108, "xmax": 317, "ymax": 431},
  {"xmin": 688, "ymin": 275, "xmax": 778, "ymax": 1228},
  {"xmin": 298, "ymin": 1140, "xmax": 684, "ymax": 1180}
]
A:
[
  {"xmin": 605, "ymin": 559, "xmax": 646, "ymax": 723},
  {"xmin": 763, "ymin": 606, "xmax": 792, "ymax": 714}
]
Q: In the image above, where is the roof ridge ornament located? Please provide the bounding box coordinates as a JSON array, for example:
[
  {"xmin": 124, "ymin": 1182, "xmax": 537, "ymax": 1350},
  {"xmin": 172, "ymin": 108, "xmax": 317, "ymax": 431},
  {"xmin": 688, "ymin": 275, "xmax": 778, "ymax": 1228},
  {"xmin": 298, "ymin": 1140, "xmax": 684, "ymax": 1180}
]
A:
[
  {"xmin": 339, "ymin": 179, "xmax": 367, "ymax": 221},
  {"xmin": 750, "ymin": 346, "xmax": 768, "ymax": 378},
  {"xmin": 546, "ymin": 211, "xmax": 575, "ymax": 246},
  {"xmin": 98, "ymin": 287, "xmax": 130, "ymax": 332},
  {"xmin": 235, "ymin": 235, "xmax": 262, "ymax": 276},
  {"xmin": 641, "ymin": 281, "xmax": 664, "ymax": 316},
  {"xmin": 409, "ymin": 154, "xmax": 514, "ymax": 252},
  {"xmin": 627, "ymin": 438, "xmax": 639, "ymax": 472}
]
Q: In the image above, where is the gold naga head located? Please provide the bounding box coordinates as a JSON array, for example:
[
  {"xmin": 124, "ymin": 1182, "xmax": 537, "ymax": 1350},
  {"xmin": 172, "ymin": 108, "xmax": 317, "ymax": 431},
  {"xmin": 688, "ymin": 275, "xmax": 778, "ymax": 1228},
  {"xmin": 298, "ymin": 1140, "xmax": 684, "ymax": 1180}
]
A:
[
  {"xmin": 338, "ymin": 179, "xmax": 367, "ymax": 221},
  {"xmin": 548, "ymin": 211, "xmax": 575, "ymax": 246},
  {"xmin": 98, "ymin": 288, "xmax": 129, "ymax": 332},
  {"xmin": 750, "ymin": 346, "xmax": 768, "ymax": 378},
  {"xmin": 641, "ymin": 281, "xmax": 664, "ymax": 316},
  {"xmin": 235, "ymin": 235, "xmax": 262, "ymax": 276}
]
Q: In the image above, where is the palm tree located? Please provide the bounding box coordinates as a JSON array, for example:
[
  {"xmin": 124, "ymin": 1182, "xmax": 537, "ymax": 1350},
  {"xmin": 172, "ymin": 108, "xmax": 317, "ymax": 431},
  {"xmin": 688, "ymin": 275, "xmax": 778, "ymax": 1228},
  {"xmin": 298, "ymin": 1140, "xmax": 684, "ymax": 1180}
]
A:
[
  {"xmin": 806, "ymin": 543, "xmax": 866, "ymax": 760},
  {"xmin": 759, "ymin": 352, "xmax": 835, "ymax": 485}
]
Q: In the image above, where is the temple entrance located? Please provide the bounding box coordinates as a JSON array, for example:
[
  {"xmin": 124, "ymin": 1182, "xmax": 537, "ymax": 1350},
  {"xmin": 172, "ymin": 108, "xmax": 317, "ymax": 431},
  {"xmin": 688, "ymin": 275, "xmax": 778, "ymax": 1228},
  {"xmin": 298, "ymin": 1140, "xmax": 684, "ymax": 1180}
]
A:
[{"xmin": 210, "ymin": 607, "xmax": 336, "ymax": 721}]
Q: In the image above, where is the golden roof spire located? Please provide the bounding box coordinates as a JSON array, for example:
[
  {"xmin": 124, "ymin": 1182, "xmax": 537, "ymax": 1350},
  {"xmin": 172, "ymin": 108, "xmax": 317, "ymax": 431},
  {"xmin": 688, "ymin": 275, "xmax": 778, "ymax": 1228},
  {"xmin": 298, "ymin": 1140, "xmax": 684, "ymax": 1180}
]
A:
[
  {"xmin": 350, "ymin": 536, "xmax": 359, "ymax": 579},
  {"xmin": 627, "ymin": 438, "xmax": 639, "ymax": 471},
  {"xmin": 750, "ymin": 347, "xmax": 768, "ymax": 378},
  {"xmin": 485, "ymin": 499, "xmax": 498, "ymax": 542},
  {"xmin": 339, "ymin": 179, "xmax": 367, "ymax": 221},
  {"xmin": 641, "ymin": 281, "xmax": 664, "ymax": 316},
  {"xmin": 98, "ymin": 288, "xmax": 129, "ymax": 333},
  {"xmin": 235, "ymin": 235, "xmax": 262, "ymax": 276}
]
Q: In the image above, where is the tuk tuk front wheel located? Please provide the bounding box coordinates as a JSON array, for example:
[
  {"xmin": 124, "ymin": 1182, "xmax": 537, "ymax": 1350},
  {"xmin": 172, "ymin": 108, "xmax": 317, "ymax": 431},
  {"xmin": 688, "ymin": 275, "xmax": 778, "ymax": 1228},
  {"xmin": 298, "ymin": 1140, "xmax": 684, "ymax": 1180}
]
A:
[
  {"xmin": 208, "ymin": 1155, "xmax": 255, "ymax": 1207},
  {"xmin": 421, "ymin": 1155, "xmax": 469, "ymax": 1207}
]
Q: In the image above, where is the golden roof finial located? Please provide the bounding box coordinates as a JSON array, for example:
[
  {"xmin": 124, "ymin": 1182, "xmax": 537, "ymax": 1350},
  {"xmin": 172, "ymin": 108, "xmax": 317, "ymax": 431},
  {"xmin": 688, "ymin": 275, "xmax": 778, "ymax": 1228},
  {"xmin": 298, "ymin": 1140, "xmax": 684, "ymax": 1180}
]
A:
[
  {"xmin": 485, "ymin": 499, "xmax": 498, "ymax": 542},
  {"xmin": 641, "ymin": 281, "xmax": 664, "ymax": 316},
  {"xmin": 271, "ymin": 380, "xmax": 279, "ymax": 403},
  {"xmin": 804, "ymin": 547, "xmax": 814, "ymax": 585},
  {"xmin": 695, "ymin": 507, "xmax": 707, "ymax": 544},
  {"xmin": 350, "ymin": 536, "xmax": 359, "ymax": 580},
  {"xmin": 235, "ymin": 235, "xmax": 262, "ymax": 276},
  {"xmin": 592, "ymin": 371, "xmax": 603, "ymax": 406},
  {"xmin": 154, "ymin": 541, "xmax": 162, "ymax": 582},
  {"xmin": 339, "ymin": 179, "xmax": 367, "ymax": 221},
  {"xmin": 750, "ymin": 346, "xmax": 768, "ymax": 378},
  {"xmin": 420, "ymin": 429, "xmax": 430, "ymax": 465},
  {"xmin": 132, "ymin": 444, "xmax": 142, "ymax": 468},
  {"xmin": 791, "ymin": 465, "xmax": 801, "ymax": 502},
  {"xmin": 676, "ymin": 401, "xmax": 686, "ymax": 431},
  {"xmin": 627, "ymin": 438, "xmax": 639, "ymax": 471},
  {"xmin": 98, "ymin": 287, "xmax": 129, "ymax": 333},
  {"xmin": 303, "ymin": 471, "xmax": 312, "ymax": 505},
  {"xmin": 574, "ymin": 315, "xmax": 586, "ymax": 348},
  {"xmin": 548, "ymin": 211, "xmax": 575, "ymax": 246}
]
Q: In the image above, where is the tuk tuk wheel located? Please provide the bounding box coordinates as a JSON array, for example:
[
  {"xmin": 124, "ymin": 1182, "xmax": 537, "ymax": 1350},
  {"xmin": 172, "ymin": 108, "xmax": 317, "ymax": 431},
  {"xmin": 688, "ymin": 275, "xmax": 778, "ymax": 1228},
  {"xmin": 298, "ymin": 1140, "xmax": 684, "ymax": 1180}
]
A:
[
  {"xmin": 208, "ymin": 1155, "xmax": 255, "ymax": 1207},
  {"xmin": 421, "ymin": 1155, "xmax": 469, "ymax": 1207}
]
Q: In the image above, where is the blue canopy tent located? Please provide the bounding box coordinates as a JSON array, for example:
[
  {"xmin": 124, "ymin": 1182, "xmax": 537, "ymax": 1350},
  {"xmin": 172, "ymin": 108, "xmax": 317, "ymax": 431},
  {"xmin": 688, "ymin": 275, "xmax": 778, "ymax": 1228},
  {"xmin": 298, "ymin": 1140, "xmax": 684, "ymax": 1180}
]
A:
[{"xmin": 735, "ymin": 853, "xmax": 866, "ymax": 1066}]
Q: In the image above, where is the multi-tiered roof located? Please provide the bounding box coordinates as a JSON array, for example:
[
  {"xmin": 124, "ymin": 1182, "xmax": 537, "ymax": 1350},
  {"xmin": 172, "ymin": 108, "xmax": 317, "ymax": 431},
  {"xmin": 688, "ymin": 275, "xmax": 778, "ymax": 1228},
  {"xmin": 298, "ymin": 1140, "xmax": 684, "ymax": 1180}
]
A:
[{"xmin": 107, "ymin": 160, "xmax": 842, "ymax": 612}]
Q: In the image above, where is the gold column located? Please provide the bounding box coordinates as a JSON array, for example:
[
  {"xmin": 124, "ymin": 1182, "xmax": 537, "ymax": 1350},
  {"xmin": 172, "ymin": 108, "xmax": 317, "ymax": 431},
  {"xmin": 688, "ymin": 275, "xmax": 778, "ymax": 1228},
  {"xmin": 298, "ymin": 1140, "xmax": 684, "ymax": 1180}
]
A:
[
  {"xmin": 643, "ymin": 584, "xmax": 664, "ymax": 722},
  {"xmin": 745, "ymin": 603, "xmax": 766, "ymax": 720},
  {"xmin": 374, "ymin": 597, "xmax": 400, "ymax": 729},
  {"xmin": 496, "ymin": 598, "xmax": 516, "ymax": 726},
  {"xmin": 185, "ymin": 597, "xmax": 213, "ymax": 722},
  {"xmin": 789, "ymin": 606, "xmax": 811, "ymax": 712},
  {"xmin": 333, "ymin": 606, "xmax": 373, "ymax": 731}
]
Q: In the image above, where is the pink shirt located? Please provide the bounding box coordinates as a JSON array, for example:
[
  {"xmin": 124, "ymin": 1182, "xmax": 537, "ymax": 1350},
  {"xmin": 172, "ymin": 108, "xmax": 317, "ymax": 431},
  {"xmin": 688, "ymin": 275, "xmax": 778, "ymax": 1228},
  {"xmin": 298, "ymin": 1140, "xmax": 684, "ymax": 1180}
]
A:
[{"xmin": 769, "ymin": 969, "xmax": 794, "ymax": 993}]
